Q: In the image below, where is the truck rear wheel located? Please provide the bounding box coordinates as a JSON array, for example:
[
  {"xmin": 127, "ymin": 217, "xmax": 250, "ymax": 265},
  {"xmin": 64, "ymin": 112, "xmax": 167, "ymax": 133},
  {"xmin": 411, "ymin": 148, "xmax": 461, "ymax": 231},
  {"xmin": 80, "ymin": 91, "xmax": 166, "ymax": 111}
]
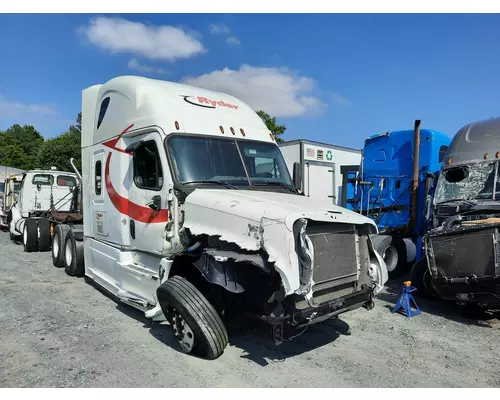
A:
[
  {"xmin": 52, "ymin": 224, "xmax": 70, "ymax": 267},
  {"xmin": 38, "ymin": 218, "xmax": 51, "ymax": 252},
  {"xmin": 23, "ymin": 218, "xmax": 38, "ymax": 252},
  {"xmin": 156, "ymin": 276, "xmax": 228, "ymax": 360},
  {"xmin": 63, "ymin": 229, "xmax": 85, "ymax": 277},
  {"xmin": 371, "ymin": 235, "xmax": 407, "ymax": 279}
]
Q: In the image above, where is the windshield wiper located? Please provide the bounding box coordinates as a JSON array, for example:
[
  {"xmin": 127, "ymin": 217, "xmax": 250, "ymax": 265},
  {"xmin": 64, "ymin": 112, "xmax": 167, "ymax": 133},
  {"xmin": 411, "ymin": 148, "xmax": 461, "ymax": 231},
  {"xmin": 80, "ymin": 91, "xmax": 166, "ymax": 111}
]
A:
[
  {"xmin": 252, "ymin": 181, "xmax": 298, "ymax": 193},
  {"xmin": 183, "ymin": 180, "xmax": 239, "ymax": 190}
]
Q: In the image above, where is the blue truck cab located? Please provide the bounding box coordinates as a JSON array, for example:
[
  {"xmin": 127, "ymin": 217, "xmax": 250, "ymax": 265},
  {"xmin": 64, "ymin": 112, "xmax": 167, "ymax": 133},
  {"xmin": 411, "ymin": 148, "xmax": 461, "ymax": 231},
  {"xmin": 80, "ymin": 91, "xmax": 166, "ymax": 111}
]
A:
[{"xmin": 341, "ymin": 121, "xmax": 451, "ymax": 279}]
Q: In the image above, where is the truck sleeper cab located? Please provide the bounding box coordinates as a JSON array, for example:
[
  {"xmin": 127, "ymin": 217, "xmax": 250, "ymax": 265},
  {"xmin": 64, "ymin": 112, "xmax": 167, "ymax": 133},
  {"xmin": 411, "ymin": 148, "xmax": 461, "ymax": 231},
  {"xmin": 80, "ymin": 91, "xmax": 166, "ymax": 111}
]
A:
[
  {"xmin": 342, "ymin": 121, "xmax": 451, "ymax": 279},
  {"xmin": 67, "ymin": 75, "xmax": 388, "ymax": 360}
]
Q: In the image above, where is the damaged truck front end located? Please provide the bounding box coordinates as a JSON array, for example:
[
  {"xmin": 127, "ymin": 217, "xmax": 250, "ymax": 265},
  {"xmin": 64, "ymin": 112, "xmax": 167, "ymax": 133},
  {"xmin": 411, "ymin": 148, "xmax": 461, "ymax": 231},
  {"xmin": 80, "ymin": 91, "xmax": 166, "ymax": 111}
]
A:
[
  {"xmin": 262, "ymin": 218, "xmax": 386, "ymax": 343},
  {"xmin": 420, "ymin": 116, "xmax": 500, "ymax": 309},
  {"xmin": 160, "ymin": 183, "xmax": 388, "ymax": 349},
  {"xmin": 424, "ymin": 218, "xmax": 500, "ymax": 307}
]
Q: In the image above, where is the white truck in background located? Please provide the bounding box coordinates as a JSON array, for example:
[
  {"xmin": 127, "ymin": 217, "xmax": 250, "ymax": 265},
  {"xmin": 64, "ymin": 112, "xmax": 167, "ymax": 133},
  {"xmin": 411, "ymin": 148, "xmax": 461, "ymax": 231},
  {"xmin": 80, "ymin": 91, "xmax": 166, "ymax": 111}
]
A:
[
  {"xmin": 0, "ymin": 171, "xmax": 24, "ymax": 229},
  {"xmin": 8, "ymin": 168, "xmax": 80, "ymax": 251},
  {"xmin": 48, "ymin": 75, "xmax": 388, "ymax": 360}
]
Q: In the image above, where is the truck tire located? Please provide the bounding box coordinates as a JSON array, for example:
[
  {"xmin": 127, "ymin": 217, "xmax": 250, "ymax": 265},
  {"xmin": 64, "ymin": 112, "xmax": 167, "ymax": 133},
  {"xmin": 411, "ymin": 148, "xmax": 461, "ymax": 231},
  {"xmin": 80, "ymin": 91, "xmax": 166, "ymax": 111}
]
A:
[
  {"xmin": 409, "ymin": 257, "xmax": 436, "ymax": 299},
  {"xmin": 63, "ymin": 229, "xmax": 85, "ymax": 277},
  {"xmin": 371, "ymin": 235, "xmax": 407, "ymax": 279},
  {"xmin": 38, "ymin": 218, "xmax": 51, "ymax": 252},
  {"xmin": 52, "ymin": 224, "xmax": 71, "ymax": 267},
  {"xmin": 156, "ymin": 275, "xmax": 228, "ymax": 360},
  {"xmin": 23, "ymin": 218, "xmax": 38, "ymax": 252}
]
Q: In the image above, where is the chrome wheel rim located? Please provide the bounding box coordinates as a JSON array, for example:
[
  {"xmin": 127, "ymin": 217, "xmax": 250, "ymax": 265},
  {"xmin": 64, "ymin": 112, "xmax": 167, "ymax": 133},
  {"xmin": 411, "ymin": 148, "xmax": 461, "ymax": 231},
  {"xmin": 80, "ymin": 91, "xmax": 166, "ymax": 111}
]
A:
[
  {"xmin": 169, "ymin": 308, "xmax": 195, "ymax": 353},
  {"xmin": 53, "ymin": 233, "xmax": 59, "ymax": 258},
  {"xmin": 65, "ymin": 240, "xmax": 72, "ymax": 266}
]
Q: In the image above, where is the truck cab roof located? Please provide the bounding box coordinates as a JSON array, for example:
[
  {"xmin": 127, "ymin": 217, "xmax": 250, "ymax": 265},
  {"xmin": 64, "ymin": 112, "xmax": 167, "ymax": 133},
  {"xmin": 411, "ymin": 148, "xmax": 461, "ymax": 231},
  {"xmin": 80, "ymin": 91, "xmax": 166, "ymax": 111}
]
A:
[
  {"xmin": 82, "ymin": 75, "xmax": 276, "ymax": 149},
  {"xmin": 444, "ymin": 116, "xmax": 500, "ymax": 167}
]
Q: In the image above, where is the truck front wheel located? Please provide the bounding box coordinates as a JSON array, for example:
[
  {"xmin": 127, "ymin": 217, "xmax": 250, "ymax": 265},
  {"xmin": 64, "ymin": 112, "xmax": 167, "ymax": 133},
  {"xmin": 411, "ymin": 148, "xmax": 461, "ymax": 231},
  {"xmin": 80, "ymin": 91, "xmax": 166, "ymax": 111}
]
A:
[{"xmin": 156, "ymin": 276, "xmax": 228, "ymax": 360}]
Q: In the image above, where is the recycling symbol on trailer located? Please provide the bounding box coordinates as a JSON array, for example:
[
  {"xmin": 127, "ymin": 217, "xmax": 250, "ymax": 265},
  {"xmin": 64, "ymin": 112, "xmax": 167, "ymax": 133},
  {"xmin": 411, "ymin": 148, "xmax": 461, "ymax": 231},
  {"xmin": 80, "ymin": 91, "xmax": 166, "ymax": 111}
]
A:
[{"xmin": 326, "ymin": 150, "xmax": 333, "ymax": 161}]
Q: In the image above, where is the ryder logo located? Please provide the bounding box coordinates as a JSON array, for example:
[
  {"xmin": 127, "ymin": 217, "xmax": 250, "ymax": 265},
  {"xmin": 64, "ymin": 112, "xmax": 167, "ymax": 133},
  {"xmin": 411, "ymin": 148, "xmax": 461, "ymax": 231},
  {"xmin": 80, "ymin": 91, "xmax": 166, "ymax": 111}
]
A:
[{"xmin": 181, "ymin": 95, "xmax": 239, "ymax": 110}]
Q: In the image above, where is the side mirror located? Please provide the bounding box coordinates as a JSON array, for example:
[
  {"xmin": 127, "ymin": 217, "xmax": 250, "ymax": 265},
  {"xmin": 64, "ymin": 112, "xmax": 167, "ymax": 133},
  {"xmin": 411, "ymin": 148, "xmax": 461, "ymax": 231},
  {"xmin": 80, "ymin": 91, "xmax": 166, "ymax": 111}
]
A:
[
  {"xmin": 125, "ymin": 141, "xmax": 142, "ymax": 154},
  {"xmin": 148, "ymin": 195, "xmax": 161, "ymax": 211},
  {"xmin": 293, "ymin": 162, "xmax": 301, "ymax": 191}
]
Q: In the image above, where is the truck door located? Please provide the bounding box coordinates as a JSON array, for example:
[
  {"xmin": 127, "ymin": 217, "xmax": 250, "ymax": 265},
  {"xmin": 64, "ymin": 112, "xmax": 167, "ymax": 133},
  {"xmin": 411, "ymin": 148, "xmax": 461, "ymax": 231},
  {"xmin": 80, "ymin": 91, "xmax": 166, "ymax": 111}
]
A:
[{"xmin": 124, "ymin": 131, "xmax": 169, "ymax": 255}]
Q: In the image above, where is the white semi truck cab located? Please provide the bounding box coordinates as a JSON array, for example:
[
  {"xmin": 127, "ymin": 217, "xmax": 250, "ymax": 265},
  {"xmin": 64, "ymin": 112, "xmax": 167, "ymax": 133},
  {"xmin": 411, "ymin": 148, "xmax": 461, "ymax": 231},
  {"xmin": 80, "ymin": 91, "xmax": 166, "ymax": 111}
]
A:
[
  {"xmin": 53, "ymin": 75, "xmax": 388, "ymax": 360},
  {"xmin": 8, "ymin": 169, "xmax": 79, "ymax": 249}
]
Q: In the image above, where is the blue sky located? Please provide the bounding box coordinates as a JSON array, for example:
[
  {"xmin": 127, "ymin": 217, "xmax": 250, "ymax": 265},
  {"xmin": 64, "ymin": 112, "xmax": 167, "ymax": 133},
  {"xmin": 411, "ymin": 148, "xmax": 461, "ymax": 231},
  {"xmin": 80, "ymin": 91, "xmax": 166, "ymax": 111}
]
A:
[{"xmin": 0, "ymin": 13, "xmax": 499, "ymax": 150}]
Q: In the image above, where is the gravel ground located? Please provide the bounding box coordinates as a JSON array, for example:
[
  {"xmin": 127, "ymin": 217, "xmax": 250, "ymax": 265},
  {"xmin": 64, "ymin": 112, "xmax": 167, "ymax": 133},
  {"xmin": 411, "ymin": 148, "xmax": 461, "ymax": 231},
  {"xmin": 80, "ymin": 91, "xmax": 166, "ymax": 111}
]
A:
[{"xmin": 1, "ymin": 230, "xmax": 500, "ymax": 388}]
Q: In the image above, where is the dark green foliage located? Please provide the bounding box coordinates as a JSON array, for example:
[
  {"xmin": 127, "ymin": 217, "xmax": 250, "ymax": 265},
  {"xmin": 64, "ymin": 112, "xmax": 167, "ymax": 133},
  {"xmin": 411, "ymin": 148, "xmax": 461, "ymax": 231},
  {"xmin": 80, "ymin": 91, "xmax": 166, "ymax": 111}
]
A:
[
  {"xmin": 256, "ymin": 110, "xmax": 287, "ymax": 143},
  {"xmin": 0, "ymin": 113, "xmax": 81, "ymax": 172},
  {"xmin": 0, "ymin": 124, "xmax": 44, "ymax": 170}
]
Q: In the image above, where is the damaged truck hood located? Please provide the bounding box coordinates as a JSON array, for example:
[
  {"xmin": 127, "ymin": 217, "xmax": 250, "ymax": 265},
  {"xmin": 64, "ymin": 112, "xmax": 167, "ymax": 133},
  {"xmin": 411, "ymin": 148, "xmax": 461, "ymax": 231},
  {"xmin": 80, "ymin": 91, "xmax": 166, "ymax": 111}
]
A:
[{"xmin": 182, "ymin": 189, "xmax": 379, "ymax": 296}]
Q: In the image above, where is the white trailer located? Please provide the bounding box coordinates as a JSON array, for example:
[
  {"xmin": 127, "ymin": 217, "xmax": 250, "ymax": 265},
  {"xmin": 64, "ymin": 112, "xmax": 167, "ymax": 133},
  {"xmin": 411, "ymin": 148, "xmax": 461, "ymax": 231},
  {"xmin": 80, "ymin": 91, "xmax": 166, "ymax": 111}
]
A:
[
  {"xmin": 8, "ymin": 168, "xmax": 80, "ymax": 250},
  {"xmin": 52, "ymin": 75, "xmax": 388, "ymax": 360},
  {"xmin": 279, "ymin": 139, "xmax": 361, "ymax": 205}
]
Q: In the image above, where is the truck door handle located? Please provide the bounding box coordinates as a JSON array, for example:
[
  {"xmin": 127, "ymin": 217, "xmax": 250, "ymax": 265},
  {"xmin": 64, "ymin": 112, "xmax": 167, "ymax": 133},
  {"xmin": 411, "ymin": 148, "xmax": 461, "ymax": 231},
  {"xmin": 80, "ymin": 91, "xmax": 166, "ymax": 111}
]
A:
[{"xmin": 130, "ymin": 219, "xmax": 136, "ymax": 239}]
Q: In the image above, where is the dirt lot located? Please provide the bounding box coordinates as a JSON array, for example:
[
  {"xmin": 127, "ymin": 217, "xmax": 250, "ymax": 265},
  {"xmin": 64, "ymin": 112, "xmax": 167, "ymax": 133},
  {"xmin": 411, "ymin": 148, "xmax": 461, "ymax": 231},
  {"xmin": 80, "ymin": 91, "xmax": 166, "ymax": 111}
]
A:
[{"xmin": 1, "ymin": 231, "xmax": 499, "ymax": 388}]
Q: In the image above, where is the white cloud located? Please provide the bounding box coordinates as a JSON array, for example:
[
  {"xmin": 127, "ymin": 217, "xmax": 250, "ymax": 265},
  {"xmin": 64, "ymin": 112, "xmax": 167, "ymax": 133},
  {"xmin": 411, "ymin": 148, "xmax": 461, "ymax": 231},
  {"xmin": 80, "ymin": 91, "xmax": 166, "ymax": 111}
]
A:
[
  {"xmin": 182, "ymin": 64, "xmax": 326, "ymax": 118},
  {"xmin": 78, "ymin": 16, "xmax": 205, "ymax": 62},
  {"xmin": 0, "ymin": 94, "xmax": 57, "ymax": 119},
  {"xmin": 128, "ymin": 58, "xmax": 168, "ymax": 75},
  {"xmin": 330, "ymin": 92, "xmax": 352, "ymax": 106},
  {"xmin": 225, "ymin": 36, "xmax": 241, "ymax": 45},
  {"xmin": 209, "ymin": 22, "xmax": 241, "ymax": 45},
  {"xmin": 208, "ymin": 23, "xmax": 230, "ymax": 35}
]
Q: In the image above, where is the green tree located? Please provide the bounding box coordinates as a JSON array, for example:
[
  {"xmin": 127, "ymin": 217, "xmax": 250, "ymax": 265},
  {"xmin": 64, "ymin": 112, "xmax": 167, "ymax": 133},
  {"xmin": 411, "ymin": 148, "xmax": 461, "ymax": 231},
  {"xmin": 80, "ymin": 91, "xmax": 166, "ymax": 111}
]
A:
[
  {"xmin": 256, "ymin": 110, "xmax": 287, "ymax": 143},
  {"xmin": 70, "ymin": 112, "xmax": 82, "ymax": 134},
  {"xmin": 37, "ymin": 129, "xmax": 81, "ymax": 172},
  {"xmin": 0, "ymin": 124, "xmax": 44, "ymax": 169},
  {"xmin": 37, "ymin": 113, "xmax": 82, "ymax": 172}
]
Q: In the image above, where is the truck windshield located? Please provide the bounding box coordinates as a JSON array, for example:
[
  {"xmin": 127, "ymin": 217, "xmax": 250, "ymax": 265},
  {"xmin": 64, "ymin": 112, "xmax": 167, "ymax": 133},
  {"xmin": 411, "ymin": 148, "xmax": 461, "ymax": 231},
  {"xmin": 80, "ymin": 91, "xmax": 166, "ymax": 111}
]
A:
[
  {"xmin": 167, "ymin": 135, "xmax": 293, "ymax": 189},
  {"xmin": 434, "ymin": 160, "xmax": 500, "ymax": 203}
]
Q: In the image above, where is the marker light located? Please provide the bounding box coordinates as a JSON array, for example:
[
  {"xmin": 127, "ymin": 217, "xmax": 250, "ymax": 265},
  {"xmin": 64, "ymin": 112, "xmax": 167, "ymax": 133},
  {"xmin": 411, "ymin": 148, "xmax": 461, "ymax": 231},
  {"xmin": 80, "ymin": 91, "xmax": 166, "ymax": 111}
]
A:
[
  {"xmin": 240, "ymin": 128, "xmax": 246, "ymax": 137},
  {"xmin": 496, "ymin": 151, "xmax": 500, "ymax": 158},
  {"xmin": 269, "ymin": 133, "xmax": 275, "ymax": 141},
  {"xmin": 484, "ymin": 153, "xmax": 489, "ymax": 159},
  {"xmin": 230, "ymin": 127, "xmax": 235, "ymax": 135},
  {"xmin": 174, "ymin": 121, "xmax": 180, "ymax": 130},
  {"xmin": 220, "ymin": 126, "xmax": 224, "ymax": 134}
]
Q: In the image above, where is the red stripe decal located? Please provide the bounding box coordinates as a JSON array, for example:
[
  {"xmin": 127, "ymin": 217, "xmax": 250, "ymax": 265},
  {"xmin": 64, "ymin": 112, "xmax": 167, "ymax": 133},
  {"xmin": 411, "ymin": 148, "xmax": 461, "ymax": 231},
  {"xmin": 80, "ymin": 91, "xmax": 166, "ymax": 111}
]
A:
[
  {"xmin": 103, "ymin": 125, "xmax": 169, "ymax": 224},
  {"xmin": 103, "ymin": 124, "xmax": 135, "ymax": 153}
]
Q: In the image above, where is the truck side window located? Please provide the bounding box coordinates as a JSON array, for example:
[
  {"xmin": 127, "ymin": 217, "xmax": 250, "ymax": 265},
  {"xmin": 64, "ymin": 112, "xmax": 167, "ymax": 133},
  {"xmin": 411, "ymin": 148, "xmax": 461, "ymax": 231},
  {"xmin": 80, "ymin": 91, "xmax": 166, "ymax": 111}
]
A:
[
  {"xmin": 97, "ymin": 97, "xmax": 110, "ymax": 130},
  {"xmin": 133, "ymin": 141, "xmax": 163, "ymax": 190},
  {"xmin": 32, "ymin": 174, "xmax": 53, "ymax": 185},
  {"xmin": 95, "ymin": 161, "xmax": 102, "ymax": 195}
]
